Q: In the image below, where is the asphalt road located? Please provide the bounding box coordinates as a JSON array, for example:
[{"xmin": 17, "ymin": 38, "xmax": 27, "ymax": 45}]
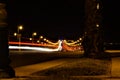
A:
[{"xmin": 9, "ymin": 49, "xmax": 120, "ymax": 68}]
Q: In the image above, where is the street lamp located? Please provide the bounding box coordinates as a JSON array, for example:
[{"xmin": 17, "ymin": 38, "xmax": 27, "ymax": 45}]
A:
[
  {"xmin": 18, "ymin": 25, "xmax": 23, "ymax": 33},
  {"xmin": 96, "ymin": 24, "xmax": 99, "ymax": 27},
  {"xmin": 40, "ymin": 36, "xmax": 43, "ymax": 39},
  {"xmin": 17, "ymin": 25, "xmax": 23, "ymax": 51},
  {"xmin": 29, "ymin": 38, "xmax": 32, "ymax": 41},
  {"xmin": 79, "ymin": 38, "xmax": 82, "ymax": 41},
  {"xmin": 39, "ymin": 35, "xmax": 43, "ymax": 43},
  {"xmin": 43, "ymin": 38, "xmax": 47, "ymax": 41},
  {"xmin": 14, "ymin": 32, "xmax": 17, "ymax": 36},
  {"xmin": 37, "ymin": 40, "xmax": 40, "ymax": 43},
  {"xmin": 32, "ymin": 32, "xmax": 37, "ymax": 44}
]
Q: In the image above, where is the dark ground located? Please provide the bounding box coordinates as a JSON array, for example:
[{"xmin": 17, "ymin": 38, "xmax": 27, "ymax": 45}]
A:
[
  {"xmin": 6, "ymin": 51, "xmax": 114, "ymax": 80},
  {"xmin": 9, "ymin": 51, "xmax": 83, "ymax": 68}
]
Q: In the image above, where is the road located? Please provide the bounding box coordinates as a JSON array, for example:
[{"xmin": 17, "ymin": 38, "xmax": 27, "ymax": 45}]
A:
[{"xmin": 9, "ymin": 50, "xmax": 120, "ymax": 68}]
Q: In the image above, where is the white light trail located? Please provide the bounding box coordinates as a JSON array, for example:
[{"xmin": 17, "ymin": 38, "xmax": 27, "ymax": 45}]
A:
[{"xmin": 9, "ymin": 40, "xmax": 63, "ymax": 52}]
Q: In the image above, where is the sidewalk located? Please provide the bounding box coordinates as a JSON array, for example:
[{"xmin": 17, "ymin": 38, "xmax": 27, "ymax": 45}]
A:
[
  {"xmin": 13, "ymin": 56, "xmax": 120, "ymax": 80},
  {"xmin": 103, "ymin": 57, "xmax": 120, "ymax": 80},
  {"xmin": 14, "ymin": 59, "xmax": 71, "ymax": 77},
  {"xmin": 1, "ymin": 57, "xmax": 120, "ymax": 80},
  {"xmin": 111, "ymin": 57, "xmax": 120, "ymax": 77}
]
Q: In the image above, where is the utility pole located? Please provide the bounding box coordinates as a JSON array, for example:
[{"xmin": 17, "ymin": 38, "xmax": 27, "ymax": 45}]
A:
[
  {"xmin": 0, "ymin": 3, "xmax": 15, "ymax": 78},
  {"xmin": 82, "ymin": 0, "xmax": 104, "ymax": 57}
]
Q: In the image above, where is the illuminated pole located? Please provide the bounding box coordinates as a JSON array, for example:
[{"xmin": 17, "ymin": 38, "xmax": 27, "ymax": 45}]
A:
[
  {"xmin": 17, "ymin": 25, "xmax": 23, "ymax": 51},
  {"xmin": 32, "ymin": 32, "xmax": 37, "ymax": 44},
  {"xmin": 0, "ymin": 3, "xmax": 15, "ymax": 78},
  {"xmin": 39, "ymin": 35, "xmax": 43, "ymax": 43}
]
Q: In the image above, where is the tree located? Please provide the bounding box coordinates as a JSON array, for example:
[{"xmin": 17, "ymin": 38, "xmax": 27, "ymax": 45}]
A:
[
  {"xmin": 82, "ymin": 0, "xmax": 104, "ymax": 57},
  {"xmin": 0, "ymin": 3, "xmax": 15, "ymax": 78}
]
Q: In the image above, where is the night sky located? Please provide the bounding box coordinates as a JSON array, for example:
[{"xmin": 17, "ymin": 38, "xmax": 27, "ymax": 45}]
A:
[{"xmin": 2, "ymin": 0, "xmax": 120, "ymax": 42}]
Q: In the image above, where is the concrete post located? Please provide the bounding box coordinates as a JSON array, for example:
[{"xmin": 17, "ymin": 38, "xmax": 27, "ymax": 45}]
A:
[{"xmin": 0, "ymin": 3, "xmax": 15, "ymax": 78}]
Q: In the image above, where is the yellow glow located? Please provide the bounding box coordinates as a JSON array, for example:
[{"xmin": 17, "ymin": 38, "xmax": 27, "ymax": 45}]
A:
[
  {"xmin": 33, "ymin": 32, "xmax": 37, "ymax": 36},
  {"xmin": 47, "ymin": 40, "xmax": 59, "ymax": 45},
  {"xmin": 79, "ymin": 43, "xmax": 81, "ymax": 45},
  {"xmin": 96, "ymin": 24, "xmax": 99, "ymax": 27},
  {"xmin": 64, "ymin": 40, "xmax": 78, "ymax": 45},
  {"xmin": 44, "ymin": 38, "xmax": 46, "ymax": 41},
  {"xmin": 77, "ymin": 40, "xmax": 79, "ymax": 42},
  {"xmin": 14, "ymin": 32, "xmax": 17, "ymax": 36},
  {"xmin": 37, "ymin": 40, "xmax": 40, "ymax": 43},
  {"xmin": 40, "ymin": 36, "xmax": 43, "ymax": 39},
  {"xmin": 18, "ymin": 25, "xmax": 23, "ymax": 30},
  {"xmin": 46, "ymin": 40, "xmax": 49, "ymax": 42},
  {"xmin": 29, "ymin": 38, "xmax": 32, "ymax": 40},
  {"xmin": 97, "ymin": 3, "xmax": 99, "ymax": 10},
  {"xmin": 79, "ymin": 38, "xmax": 82, "ymax": 40}
]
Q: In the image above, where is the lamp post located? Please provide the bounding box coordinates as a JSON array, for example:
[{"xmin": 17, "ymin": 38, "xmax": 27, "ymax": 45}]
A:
[
  {"xmin": 32, "ymin": 32, "xmax": 37, "ymax": 44},
  {"xmin": 17, "ymin": 25, "xmax": 23, "ymax": 51},
  {"xmin": 39, "ymin": 35, "xmax": 43, "ymax": 43}
]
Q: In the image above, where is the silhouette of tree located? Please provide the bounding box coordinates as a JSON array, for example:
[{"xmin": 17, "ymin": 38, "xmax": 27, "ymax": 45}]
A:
[{"xmin": 82, "ymin": 0, "xmax": 104, "ymax": 57}]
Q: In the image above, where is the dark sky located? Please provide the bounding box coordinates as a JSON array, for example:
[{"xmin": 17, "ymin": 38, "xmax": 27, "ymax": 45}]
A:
[
  {"xmin": 102, "ymin": 0, "xmax": 120, "ymax": 43},
  {"xmin": 3, "ymin": 0, "xmax": 120, "ymax": 42}
]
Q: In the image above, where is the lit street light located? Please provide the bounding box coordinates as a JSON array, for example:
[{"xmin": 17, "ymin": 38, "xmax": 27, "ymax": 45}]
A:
[
  {"xmin": 79, "ymin": 38, "xmax": 82, "ymax": 41},
  {"xmin": 18, "ymin": 25, "xmax": 23, "ymax": 33},
  {"xmin": 43, "ymin": 38, "xmax": 47, "ymax": 41},
  {"xmin": 32, "ymin": 32, "xmax": 37, "ymax": 44},
  {"xmin": 29, "ymin": 38, "xmax": 32, "ymax": 41},
  {"xmin": 38, "ymin": 35, "xmax": 43, "ymax": 43},
  {"xmin": 96, "ymin": 24, "xmax": 99, "ymax": 27},
  {"xmin": 37, "ymin": 40, "xmax": 40, "ymax": 43},
  {"xmin": 14, "ymin": 32, "xmax": 17, "ymax": 36},
  {"xmin": 40, "ymin": 36, "xmax": 43, "ymax": 39},
  {"xmin": 17, "ymin": 25, "xmax": 23, "ymax": 51}
]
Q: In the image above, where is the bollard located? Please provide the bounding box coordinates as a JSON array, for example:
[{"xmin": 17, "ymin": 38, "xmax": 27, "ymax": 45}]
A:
[{"xmin": 0, "ymin": 3, "xmax": 15, "ymax": 78}]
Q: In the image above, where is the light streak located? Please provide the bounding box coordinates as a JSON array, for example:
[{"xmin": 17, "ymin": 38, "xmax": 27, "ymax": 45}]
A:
[
  {"xmin": 9, "ymin": 41, "xmax": 58, "ymax": 48},
  {"xmin": 9, "ymin": 40, "xmax": 63, "ymax": 52}
]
